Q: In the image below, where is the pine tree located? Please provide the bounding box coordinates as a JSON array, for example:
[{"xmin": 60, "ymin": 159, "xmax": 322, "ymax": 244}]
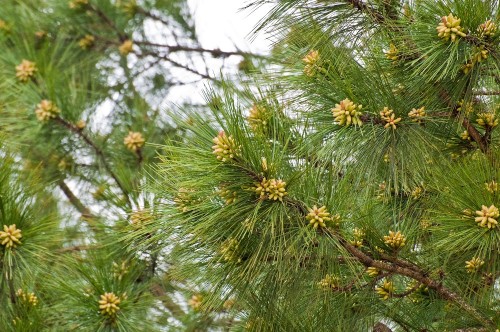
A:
[
  {"xmin": 0, "ymin": 0, "xmax": 261, "ymax": 330},
  {"xmin": 147, "ymin": 0, "xmax": 500, "ymax": 331}
]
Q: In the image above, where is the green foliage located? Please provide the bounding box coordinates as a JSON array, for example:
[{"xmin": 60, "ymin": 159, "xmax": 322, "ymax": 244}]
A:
[{"xmin": 145, "ymin": 0, "xmax": 500, "ymax": 331}]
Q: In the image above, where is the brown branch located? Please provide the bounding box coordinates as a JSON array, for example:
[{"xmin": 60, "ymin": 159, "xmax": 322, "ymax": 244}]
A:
[
  {"xmin": 135, "ymin": 41, "xmax": 264, "ymax": 58},
  {"xmin": 134, "ymin": 50, "xmax": 216, "ymax": 81},
  {"xmin": 58, "ymin": 180, "xmax": 95, "ymax": 220},
  {"xmin": 373, "ymin": 322, "xmax": 393, "ymax": 332},
  {"xmin": 150, "ymin": 283, "xmax": 186, "ymax": 318},
  {"xmin": 329, "ymin": 231, "xmax": 494, "ymax": 328},
  {"xmin": 473, "ymin": 90, "xmax": 500, "ymax": 96},
  {"xmin": 54, "ymin": 117, "xmax": 132, "ymax": 207},
  {"xmin": 88, "ymin": 4, "xmax": 128, "ymax": 42},
  {"xmin": 346, "ymin": 0, "xmax": 386, "ymax": 23}
]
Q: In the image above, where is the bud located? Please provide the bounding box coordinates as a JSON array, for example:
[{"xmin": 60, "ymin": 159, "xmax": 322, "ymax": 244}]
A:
[
  {"xmin": 465, "ymin": 257, "xmax": 484, "ymax": 273},
  {"xmin": 35, "ymin": 100, "xmax": 60, "ymax": 122},
  {"xmin": 385, "ymin": 43, "xmax": 399, "ymax": 61},
  {"xmin": 332, "ymin": 98, "xmax": 363, "ymax": 127},
  {"xmin": 306, "ymin": 205, "xmax": 331, "ymax": 229},
  {"xmin": 0, "ymin": 224, "xmax": 23, "ymax": 248},
  {"xmin": 98, "ymin": 292, "xmax": 121, "ymax": 317},
  {"xmin": 124, "ymin": 131, "xmax": 145, "ymax": 151},
  {"xmin": 78, "ymin": 34, "xmax": 95, "ymax": 50},
  {"xmin": 119, "ymin": 40, "xmax": 134, "ymax": 55},
  {"xmin": 15, "ymin": 60, "xmax": 37, "ymax": 82},
  {"xmin": 383, "ymin": 230, "xmax": 406, "ymax": 249},
  {"xmin": 436, "ymin": 14, "xmax": 467, "ymax": 42},
  {"xmin": 474, "ymin": 204, "xmax": 499, "ymax": 229}
]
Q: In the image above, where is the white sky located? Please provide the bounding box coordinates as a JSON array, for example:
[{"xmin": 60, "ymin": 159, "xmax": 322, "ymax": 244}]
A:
[
  {"xmin": 164, "ymin": 0, "xmax": 273, "ymax": 104},
  {"xmin": 188, "ymin": 0, "xmax": 271, "ymax": 54}
]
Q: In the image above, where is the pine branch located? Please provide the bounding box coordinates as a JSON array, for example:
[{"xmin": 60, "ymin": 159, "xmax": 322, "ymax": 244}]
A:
[
  {"xmin": 88, "ymin": 3, "xmax": 128, "ymax": 42},
  {"xmin": 330, "ymin": 231, "xmax": 494, "ymax": 329},
  {"xmin": 54, "ymin": 117, "xmax": 132, "ymax": 208},
  {"xmin": 58, "ymin": 179, "xmax": 95, "ymax": 220},
  {"xmin": 150, "ymin": 283, "xmax": 186, "ymax": 318},
  {"xmin": 345, "ymin": 0, "xmax": 491, "ymax": 152},
  {"xmin": 473, "ymin": 90, "xmax": 500, "ymax": 95},
  {"xmin": 135, "ymin": 41, "xmax": 265, "ymax": 58}
]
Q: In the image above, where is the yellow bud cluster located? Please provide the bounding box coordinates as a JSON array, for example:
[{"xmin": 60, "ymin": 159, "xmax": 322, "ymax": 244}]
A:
[
  {"xmin": 317, "ymin": 274, "xmax": 339, "ymax": 289},
  {"xmin": 247, "ymin": 104, "xmax": 269, "ymax": 133},
  {"xmin": 408, "ymin": 107, "xmax": 426, "ymax": 123},
  {"xmin": 0, "ymin": 224, "xmax": 22, "ymax": 248},
  {"xmin": 366, "ymin": 267, "xmax": 379, "ymax": 277},
  {"xmin": 0, "ymin": 20, "xmax": 9, "ymax": 32},
  {"xmin": 383, "ymin": 230, "xmax": 406, "ymax": 249},
  {"xmin": 15, "ymin": 60, "xmax": 37, "ymax": 82},
  {"xmin": 219, "ymin": 187, "xmax": 237, "ymax": 205},
  {"xmin": 375, "ymin": 280, "xmax": 394, "ymax": 300},
  {"xmin": 35, "ymin": 100, "xmax": 60, "ymax": 122},
  {"xmin": 16, "ymin": 289, "xmax": 38, "ymax": 306},
  {"xmin": 302, "ymin": 50, "xmax": 320, "ymax": 77},
  {"xmin": 485, "ymin": 180, "xmax": 498, "ymax": 193},
  {"xmin": 212, "ymin": 131, "xmax": 239, "ymax": 162},
  {"xmin": 98, "ymin": 292, "xmax": 121, "ymax": 317},
  {"xmin": 411, "ymin": 186, "xmax": 424, "ymax": 200},
  {"xmin": 465, "ymin": 257, "xmax": 484, "ymax": 273},
  {"xmin": 385, "ymin": 43, "xmax": 399, "ymax": 61},
  {"xmin": 118, "ymin": 0, "xmax": 139, "ymax": 16},
  {"xmin": 463, "ymin": 46, "xmax": 489, "ymax": 74},
  {"xmin": 76, "ymin": 119, "xmax": 87, "ymax": 130},
  {"xmin": 253, "ymin": 178, "xmax": 287, "ymax": 202},
  {"xmin": 220, "ymin": 238, "xmax": 241, "ymax": 262},
  {"xmin": 477, "ymin": 20, "xmax": 497, "ymax": 38},
  {"xmin": 306, "ymin": 205, "xmax": 331, "ymax": 229},
  {"xmin": 332, "ymin": 98, "xmax": 363, "ymax": 127},
  {"xmin": 380, "ymin": 107, "xmax": 402, "ymax": 130},
  {"xmin": 460, "ymin": 130, "xmax": 470, "ymax": 141},
  {"xmin": 223, "ymin": 298, "xmax": 235, "ymax": 310},
  {"xmin": 173, "ymin": 188, "xmax": 197, "ymax": 213},
  {"xmin": 349, "ymin": 228, "xmax": 364, "ymax": 247},
  {"xmin": 119, "ymin": 40, "xmax": 134, "ymax": 55},
  {"xmin": 112, "ymin": 261, "xmax": 129, "ymax": 280},
  {"xmin": 124, "ymin": 131, "xmax": 145, "ymax": 151},
  {"xmin": 69, "ymin": 0, "xmax": 88, "ymax": 9},
  {"xmin": 407, "ymin": 282, "xmax": 429, "ymax": 303},
  {"xmin": 188, "ymin": 294, "xmax": 203, "ymax": 310},
  {"xmin": 130, "ymin": 209, "xmax": 153, "ymax": 225},
  {"xmin": 436, "ymin": 14, "xmax": 467, "ymax": 42},
  {"xmin": 474, "ymin": 204, "xmax": 499, "ymax": 229},
  {"xmin": 476, "ymin": 113, "xmax": 498, "ymax": 128},
  {"xmin": 457, "ymin": 100, "xmax": 474, "ymax": 114},
  {"xmin": 78, "ymin": 35, "xmax": 95, "ymax": 50}
]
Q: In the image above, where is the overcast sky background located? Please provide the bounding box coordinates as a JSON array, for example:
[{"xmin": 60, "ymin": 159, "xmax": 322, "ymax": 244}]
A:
[{"xmin": 165, "ymin": 0, "xmax": 273, "ymax": 104}]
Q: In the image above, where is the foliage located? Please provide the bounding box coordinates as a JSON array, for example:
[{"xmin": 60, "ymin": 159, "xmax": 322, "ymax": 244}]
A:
[
  {"xmin": 146, "ymin": 0, "xmax": 500, "ymax": 331},
  {"xmin": 0, "ymin": 0, "xmax": 261, "ymax": 330}
]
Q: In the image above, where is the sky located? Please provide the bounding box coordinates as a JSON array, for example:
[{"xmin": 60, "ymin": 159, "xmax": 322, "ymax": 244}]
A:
[
  {"xmin": 164, "ymin": 0, "xmax": 273, "ymax": 104},
  {"xmin": 188, "ymin": 0, "xmax": 271, "ymax": 54}
]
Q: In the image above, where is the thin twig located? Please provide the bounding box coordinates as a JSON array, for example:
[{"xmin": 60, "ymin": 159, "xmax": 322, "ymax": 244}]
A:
[{"xmin": 54, "ymin": 117, "xmax": 132, "ymax": 207}]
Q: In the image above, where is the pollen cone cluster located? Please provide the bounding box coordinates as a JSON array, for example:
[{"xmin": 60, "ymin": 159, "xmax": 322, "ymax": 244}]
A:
[
  {"xmin": 212, "ymin": 131, "xmax": 238, "ymax": 162},
  {"xmin": 253, "ymin": 178, "xmax": 287, "ymax": 201},
  {"xmin": 124, "ymin": 131, "xmax": 145, "ymax": 151},
  {"xmin": 436, "ymin": 14, "xmax": 467, "ymax": 42},
  {"xmin": 332, "ymin": 98, "xmax": 363, "ymax": 127},
  {"xmin": 35, "ymin": 100, "xmax": 60, "ymax": 122},
  {"xmin": 16, "ymin": 60, "xmax": 37, "ymax": 82},
  {"xmin": 306, "ymin": 205, "xmax": 331, "ymax": 229},
  {"xmin": 98, "ymin": 292, "xmax": 121, "ymax": 317},
  {"xmin": 0, "ymin": 224, "xmax": 22, "ymax": 248},
  {"xmin": 474, "ymin": 204, "xmax": 499, "ymax": 229}
]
